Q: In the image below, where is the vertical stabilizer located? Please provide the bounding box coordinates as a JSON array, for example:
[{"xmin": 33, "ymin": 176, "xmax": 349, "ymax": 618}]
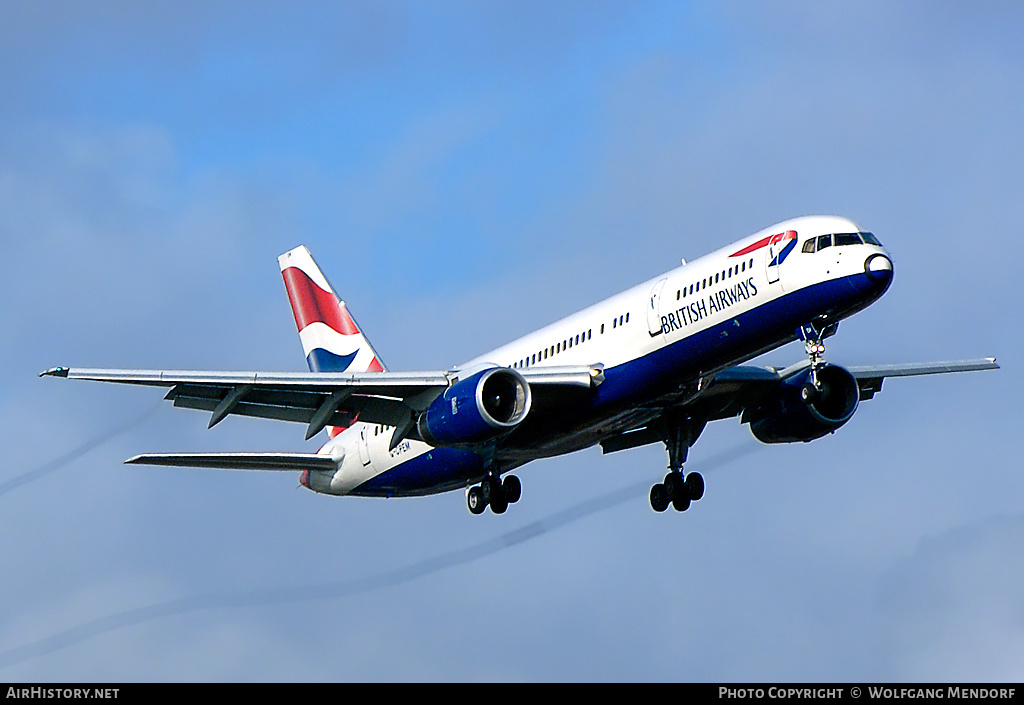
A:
[{"xmin": 279, "ymin": 246, "xmax": 387, "ymax": 374}]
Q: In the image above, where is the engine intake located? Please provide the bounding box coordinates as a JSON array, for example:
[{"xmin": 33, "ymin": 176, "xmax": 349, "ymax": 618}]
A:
[
  {"xmin": 747, "ymin": 363, "xmax": 860, "ymax": 444},
  {"xmin": 418, "ymin": 367, "xmax": 532, "ymax": 447}
]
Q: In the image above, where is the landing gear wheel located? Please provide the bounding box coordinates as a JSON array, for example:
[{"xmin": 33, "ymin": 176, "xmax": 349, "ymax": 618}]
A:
[
  {"xmin": 662, "ymin": 471, "xmax": 690, "ymax": 511},
  {"xmin": 800, "ymin": 382, "xmax": 819, "ymax": 403},
  {"xmin": 490, "ymin": 492, "xmax": 509, "ymax": 514},
  {"xmin": 502, "ymin": 475, "xmax": 521, "ymax": 504},
  {"xmin": 467, "ymin": 486, "xmax": 486, "ymax": 515},
  {"xmin": 481, "ymin": 475, "xmax": 501, "ymax": 503},
  {"xmin": 671, "ymin": 493, "xmax": 691, "ymax": 512},
  {"xmin": 664, "ymin": 472, "xmax": 685, "ymax": 500},
  {"xmin": 650, "ymin": 483, "xmax": 669, "ymax": 512},
  {"xmin": 685, "ymin": 472, "xmax": 705, "ymax": 502}
]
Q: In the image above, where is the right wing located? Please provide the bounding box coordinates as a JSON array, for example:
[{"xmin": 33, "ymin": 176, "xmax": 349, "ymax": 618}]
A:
[{"xmin": 599, "ymin": 357, "xmax": 999, "ymax": 454}]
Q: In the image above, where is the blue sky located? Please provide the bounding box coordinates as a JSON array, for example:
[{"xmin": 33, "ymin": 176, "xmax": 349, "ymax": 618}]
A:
[{"xmin": 1, "ymin": 1, "xmax": 1021, "ymax": 681}]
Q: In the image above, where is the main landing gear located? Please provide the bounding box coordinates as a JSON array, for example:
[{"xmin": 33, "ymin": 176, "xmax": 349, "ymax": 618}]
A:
[
  {"xmin": 467, "ymin": 473, "xmax": 522, "ymax": 515},
  {"xmin": 650, "ymin": 415, "xmax": 706, "ymax": 513}
]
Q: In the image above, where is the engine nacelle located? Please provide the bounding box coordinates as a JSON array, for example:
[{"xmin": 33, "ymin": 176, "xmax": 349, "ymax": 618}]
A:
[
  {"xmin": 418, "ymin": 367, "xmax": 532, "ymax": 447},
  {"xmin": 747, "ymin": 363, "xmax": 860, "ymax": 444}
]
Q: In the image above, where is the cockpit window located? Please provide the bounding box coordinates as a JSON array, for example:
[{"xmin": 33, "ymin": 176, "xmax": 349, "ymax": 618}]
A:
[{"xmin": 804, "ymin": 231, "xmax": 882, "ymax": 252}]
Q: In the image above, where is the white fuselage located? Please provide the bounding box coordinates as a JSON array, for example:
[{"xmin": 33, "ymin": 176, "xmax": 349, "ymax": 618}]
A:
[{"xmin": 308, "ymin": 215, "xmax": 892, "ymax": 497}]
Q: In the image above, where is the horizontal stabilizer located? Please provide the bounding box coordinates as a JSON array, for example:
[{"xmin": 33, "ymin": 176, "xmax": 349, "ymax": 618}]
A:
[{"xmin": 125, "ymin": 452, "xmax": 340, "ymax": 471}]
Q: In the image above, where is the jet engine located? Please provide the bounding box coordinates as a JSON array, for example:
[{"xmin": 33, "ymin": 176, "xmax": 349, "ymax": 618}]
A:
[
  {"xmin": 418, "ymin": 367, "xmax": 532, "ymax": 446},
  {"xmin": 746, "ymin": 363, "xmax": 860, "ymax": 444}
]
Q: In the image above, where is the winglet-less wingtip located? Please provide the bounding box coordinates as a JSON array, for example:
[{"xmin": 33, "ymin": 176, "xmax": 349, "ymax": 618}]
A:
[{"xmin": 40, "ymin": 366, "xmax": 70, "ymax": 378}]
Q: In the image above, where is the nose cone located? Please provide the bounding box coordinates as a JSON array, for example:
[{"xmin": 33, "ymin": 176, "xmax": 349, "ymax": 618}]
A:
[
  {"xmin": 856, "ymin": 253, "xmax": 893, "ymax": 298},
  {"xmin": 868, "ymin": 253, "xmax": 892, "ymax": 286}
]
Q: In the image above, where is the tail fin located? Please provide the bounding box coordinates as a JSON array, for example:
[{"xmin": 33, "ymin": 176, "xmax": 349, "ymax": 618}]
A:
[{"xmin": 279, "ymin": 245, "xmax": 387, "ymax": 374}]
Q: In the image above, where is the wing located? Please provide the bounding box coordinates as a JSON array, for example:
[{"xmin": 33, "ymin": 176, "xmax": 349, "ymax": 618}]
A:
[
  {"xmin": 599, "ymin": 357, "xmax": 999, "ymax": 454},
  {"xmin": 125, "ymin": 452, "xmax": 341, "ymax": 471},
  {"xmin": 710, "ymin": 357, "xmax": 1001, "ymax": 409},
  {"xmin": 40, "ymin": 364, "xmax": 604, "ymax": 441},
  {"xmin": 844, "ymin": 359, "xmax": 1001, "ymax": 400}
]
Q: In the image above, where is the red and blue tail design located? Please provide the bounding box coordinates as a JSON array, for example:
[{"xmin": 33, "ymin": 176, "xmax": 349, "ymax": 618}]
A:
[{"xmin": 279, "ymin": 246, "xmax": 386, "ymax": 375}]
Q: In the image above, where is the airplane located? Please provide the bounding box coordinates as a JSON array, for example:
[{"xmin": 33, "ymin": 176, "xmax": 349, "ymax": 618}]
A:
[{"xmin": 41, "ymin": 215, "xmax": 997, "ymax": 515}]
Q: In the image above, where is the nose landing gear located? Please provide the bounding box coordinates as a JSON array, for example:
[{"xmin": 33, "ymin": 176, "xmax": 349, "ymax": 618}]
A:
[{"xmin": 797, "ymin": 319, "xmax": 840, "ymax": 396}]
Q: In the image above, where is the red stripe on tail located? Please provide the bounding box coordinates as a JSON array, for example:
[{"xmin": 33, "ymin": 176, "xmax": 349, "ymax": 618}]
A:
[{"xmin": 282, "ymin": 267, "xmax": 360, "ymax": 334}]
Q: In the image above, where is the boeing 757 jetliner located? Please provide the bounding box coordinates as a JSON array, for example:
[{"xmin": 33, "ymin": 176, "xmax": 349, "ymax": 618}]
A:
[{"xmin": 42, "ymin": 216, "xmax": 997, "ymax": 515}]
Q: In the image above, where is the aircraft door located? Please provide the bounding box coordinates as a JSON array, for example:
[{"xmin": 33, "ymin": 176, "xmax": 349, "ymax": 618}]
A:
[
  {"xmin": 358, "ymin": 427, "xmax": 371, "ymax": 466},
  {"xmin": 647, "ymin": 278, "xmax": 667, "ymax": 337},
  {"xmin": 766, "ymin": 233, "xmax": 783, "ymax": 284},
  {"xmin": 765, "ymin": 230, "xmax": 797, "ymax": 285}
]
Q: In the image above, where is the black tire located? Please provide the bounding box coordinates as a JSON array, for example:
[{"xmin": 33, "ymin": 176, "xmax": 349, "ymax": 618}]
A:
[
  {"xmin": 672, "ymin": 493, "xmax": 691, "ymax": 512},
  {"xmin": 481, "ymin": 475, "xmax": 501, "ymax": 503},
  {"xmin": 664, "ymin": 472, "xmax": 684, "ymax": 500},
  {"xmin": 685, "ymin": 472, "xmax": 705, "ymax": 501},
  {"xmin": 502, "ymin": 475, "xmax": 522, "ymax": 504},
  {"xmin": 490, "ymin": 492, "xmax": 509, "ymax": 514},
  {"xmin": 467, "ymin": 486, "xmax": 486, "ymax": 515},
  {"xmin": 801, "ymin": 382, "xmax": 819, "ymax": 403},
  {"xmin": 650, "ymin": 483, "xmax": 669, "ymax": 512}
]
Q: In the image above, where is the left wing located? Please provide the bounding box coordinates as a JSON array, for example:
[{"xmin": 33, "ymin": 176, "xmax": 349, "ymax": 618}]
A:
[
  {"xmin": 125, "ymin": 452, "xmax": 342, "ymax": 471},
  {"xmin": 40, "ymin": 364, "xmax": 604, "ymax": 441}
]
